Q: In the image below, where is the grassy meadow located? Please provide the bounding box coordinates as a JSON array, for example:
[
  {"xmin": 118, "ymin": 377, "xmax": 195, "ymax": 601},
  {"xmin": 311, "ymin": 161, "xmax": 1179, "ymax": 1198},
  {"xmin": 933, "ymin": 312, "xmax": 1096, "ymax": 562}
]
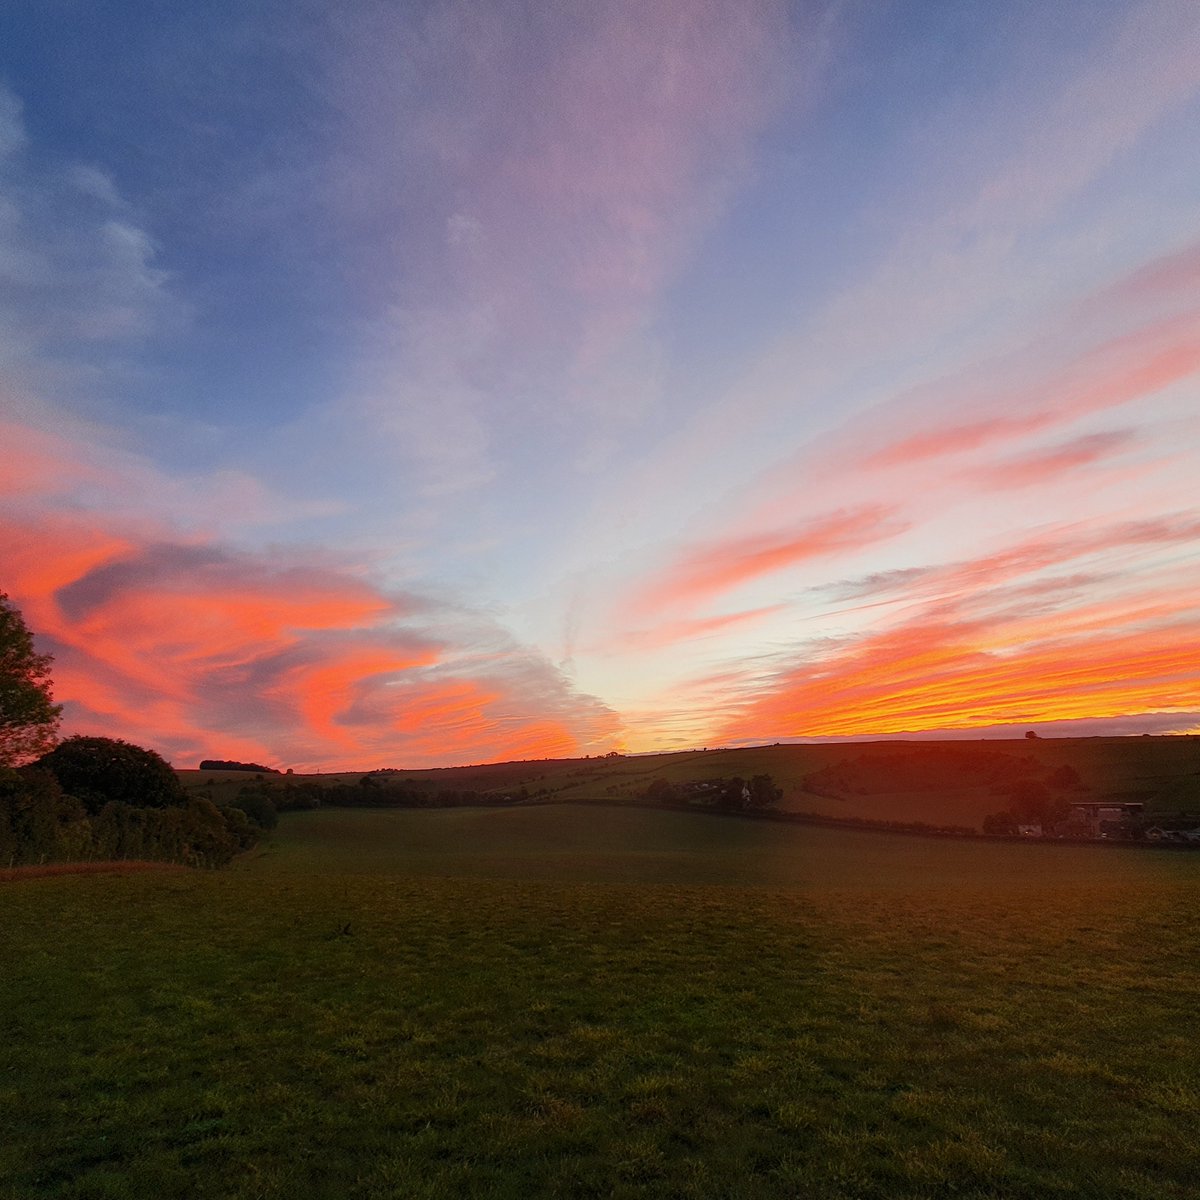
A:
[
  {"xmin": 4, "ymin": 803, "xmax": 1200, "ymax": 1198},
  {"xmin": 181, "ymin": 734, "xmax": 1200, "ymax": 829}
]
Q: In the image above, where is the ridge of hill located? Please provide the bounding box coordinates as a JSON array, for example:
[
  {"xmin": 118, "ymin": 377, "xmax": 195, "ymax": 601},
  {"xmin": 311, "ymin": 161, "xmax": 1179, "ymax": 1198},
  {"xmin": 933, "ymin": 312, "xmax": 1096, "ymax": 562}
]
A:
[{"xmin": 179, "ymin": 736, "xmax": 1200, "ymax": 831}]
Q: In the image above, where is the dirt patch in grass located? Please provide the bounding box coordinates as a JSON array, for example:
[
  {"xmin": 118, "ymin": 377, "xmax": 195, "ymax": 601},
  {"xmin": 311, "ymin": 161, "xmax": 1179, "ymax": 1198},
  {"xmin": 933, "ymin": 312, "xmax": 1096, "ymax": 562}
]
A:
[{"xmin": 0, "ymin": 860, "xmax": 188, "ymax": 883}]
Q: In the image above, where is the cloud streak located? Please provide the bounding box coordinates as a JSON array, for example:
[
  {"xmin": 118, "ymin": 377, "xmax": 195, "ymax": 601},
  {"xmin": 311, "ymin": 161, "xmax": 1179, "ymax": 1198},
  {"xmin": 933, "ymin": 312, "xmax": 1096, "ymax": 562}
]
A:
[
  {"xmin": 630, "ymin": 505, "xmax": 902, "ymax": 617},
  {"xmin": 0, "ymin": 419, "xmax": 619, "ymax": 770},
  {"xmin": 701, "ymin": 513, "xmax": 1200, "ymax": 744}
]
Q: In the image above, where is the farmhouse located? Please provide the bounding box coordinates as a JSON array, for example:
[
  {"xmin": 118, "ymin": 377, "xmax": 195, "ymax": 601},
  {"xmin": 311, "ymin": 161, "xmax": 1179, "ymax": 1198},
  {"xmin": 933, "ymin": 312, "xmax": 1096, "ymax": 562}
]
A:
[{"xmin": 1067, "ymin": 800, "xmax": 1144, "ymax": 837}]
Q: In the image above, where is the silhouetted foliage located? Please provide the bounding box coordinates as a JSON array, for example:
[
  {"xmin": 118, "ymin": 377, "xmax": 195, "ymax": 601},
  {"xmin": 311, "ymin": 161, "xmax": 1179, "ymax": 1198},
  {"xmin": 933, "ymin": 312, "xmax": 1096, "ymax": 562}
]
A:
[
  {"xmin": 644, "ymin": 778, "xmax": 678, "ymax": 803},
  {"xmin": 747, "ymin": 774, "xmax": 783, "ymax": 808},
  {"xmin": 1008, "ymin": 778, "xmax": 1070, "ymax": 824},
  {"xmin": 0, "ymin": 591, "xmax": 62, "ymax": 766},
  {"xmin": 982, "ymin": 810, "xmax": 1018, "ymax": 836},
  {"xmin": 0, "ymin": 767, "xmax": 88, "ymax": 865},
  {"xmin": 90, "ymin": 796, "xmax": 246, "ymax": 866},
  {"xmin": 229, "ymin": 786, "xmax": 279, "ymax": 830},
  {"xmin": 199, "ymin": 759, "xmax": 280, "ymax": 773},
  {"xmin": 274, "ymin": 781, "xmax": 323, "ymax": 811},
  {"xmin": 1047, "ymin": 764, "xmax": 1084, "ymax": 790},
  {"xmin": 716, "ymin": 776, "xmax": 748, "ymax": 810},
  {"xmin": 36, "ymin": 736, "xmax": 187, "ymax": 815},
  {"xmin": 983, "ymin": 777, "xmax": 1073, "ymax": 836},
  {"xmin": 1, "ymin": 764, "xmax": 248, "ymax": 867},
  {"xmin": 638, "ymin": 773, "xmax": 782, "ymax": 811}
]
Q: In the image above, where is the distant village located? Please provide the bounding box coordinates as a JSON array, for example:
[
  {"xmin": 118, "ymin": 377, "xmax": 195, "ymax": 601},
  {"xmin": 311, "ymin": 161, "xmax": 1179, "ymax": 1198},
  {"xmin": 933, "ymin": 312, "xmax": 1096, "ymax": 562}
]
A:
[{"xmin": 998, "ymin": 800, "xmax": 1200, "ymax": 844}]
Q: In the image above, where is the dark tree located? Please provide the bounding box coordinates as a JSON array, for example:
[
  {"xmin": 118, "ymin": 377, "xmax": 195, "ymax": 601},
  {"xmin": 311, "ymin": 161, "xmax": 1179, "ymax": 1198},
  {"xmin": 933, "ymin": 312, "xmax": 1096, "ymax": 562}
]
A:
[
  {"xmin": 747, "ymin": 774, "xmax": 783, "ymax": 808},
  {"xmin": 35, "ymin": 736, "xmax": 186, "ymax": 815},
  {"xmin": 982, "ymin": 810, "xmax": 1018, "ymax": 836},
  {"xmin": 1046, "ymin": 764, "xmax": 1083, "ymax": 790},
  {"xmin": 717, "ymin": 776, "xmax": 749, "ymax": 810},
  {"xmin": 1007, "ymin": 778, "xmax": 1070, "ymax": 826},
  {"xmin": 0, "ymin": 592, "xmax": 62, "ymax": 766},
  {"xmin": 644, "ymin": 777, "xmax": 678, "ymax": 803},
  {"xmin": 199, "ymin": 759, "xmax": 280, "ymax": 773},
  {"xmin": 229, "ymin": 786, "xmax": 279, "ymax": 830}
]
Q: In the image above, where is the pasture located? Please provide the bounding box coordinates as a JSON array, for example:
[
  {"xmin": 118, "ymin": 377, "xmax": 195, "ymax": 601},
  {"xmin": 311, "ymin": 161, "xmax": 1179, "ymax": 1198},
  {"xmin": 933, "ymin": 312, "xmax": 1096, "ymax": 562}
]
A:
[
  {"xmin": 3, "ymin": 804, "xmax": 1199, "ymax": 1198},
  {"xmin": 180, "ymin": 734, "xmax": 1200, "ymax": 828}
]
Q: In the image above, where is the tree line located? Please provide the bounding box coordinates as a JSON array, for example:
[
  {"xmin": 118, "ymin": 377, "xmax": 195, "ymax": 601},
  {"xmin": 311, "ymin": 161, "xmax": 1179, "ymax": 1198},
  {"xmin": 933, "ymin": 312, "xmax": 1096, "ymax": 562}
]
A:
[{"xmin": 641, "ymin": 774, "xmax": 783, "ymax": 810}]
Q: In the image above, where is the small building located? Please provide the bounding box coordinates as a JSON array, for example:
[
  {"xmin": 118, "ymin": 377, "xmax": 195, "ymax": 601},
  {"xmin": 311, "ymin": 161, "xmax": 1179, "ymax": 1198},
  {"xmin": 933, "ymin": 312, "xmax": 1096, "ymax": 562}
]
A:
[{"xmin": 1068, "ymin": 801, "xmax": 1144, "ymax": 838}]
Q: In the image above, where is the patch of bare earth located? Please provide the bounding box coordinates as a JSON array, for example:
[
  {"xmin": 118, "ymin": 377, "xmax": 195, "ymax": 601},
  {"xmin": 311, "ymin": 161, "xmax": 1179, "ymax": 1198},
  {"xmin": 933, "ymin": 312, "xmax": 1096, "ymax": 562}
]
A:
[{"xmin": 0, "ymin": 860, "xmax": 188, "ymax": 883}]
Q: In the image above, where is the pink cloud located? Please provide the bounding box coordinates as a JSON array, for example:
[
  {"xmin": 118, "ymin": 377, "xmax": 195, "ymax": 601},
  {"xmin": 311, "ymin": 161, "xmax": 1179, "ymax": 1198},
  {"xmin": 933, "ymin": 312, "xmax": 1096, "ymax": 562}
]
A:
[
  {"xmin": 331, "ymin": 0, "xmax": 794, "ymax": 401},
  {"xmin": 713, "ymin": 600, "xmax": 1200, "ymax": 745},
  {"xmin": 608, "ymin": 603, "xmax": 788, "ymax": 652},
  {"xmin": 970, "ymin": 429, "xmax": 1137, "ymax": 489},
  {"xmin": 630, "ymin": 505, "xmax": 903, "ymax": 616},
  {"xmin": 1094, "ymin": 239, "xmax": 1200, "ymax": 308},
  {"xmin": 863, "ymin": 310, "xmax": 1200, "ymax": 470}
]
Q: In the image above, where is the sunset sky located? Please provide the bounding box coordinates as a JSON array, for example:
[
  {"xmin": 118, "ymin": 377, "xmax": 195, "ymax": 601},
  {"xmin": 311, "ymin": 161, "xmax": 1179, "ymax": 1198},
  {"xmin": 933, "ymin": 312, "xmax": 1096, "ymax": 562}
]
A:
[{"xmin": 2, "ymin": 0, "xmax": 1199, "ymax": 770}]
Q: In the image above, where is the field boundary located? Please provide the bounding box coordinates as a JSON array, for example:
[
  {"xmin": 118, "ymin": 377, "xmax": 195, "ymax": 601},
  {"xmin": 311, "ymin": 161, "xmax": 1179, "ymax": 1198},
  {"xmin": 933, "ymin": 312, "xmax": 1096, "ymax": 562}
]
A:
[
  {"xmin": 524, "ymin": 795, "xmax": 1200, "ymax": 852},
  {"xmin": 0, "ymin": 860, "xmax": 189, "ymax": 883}
]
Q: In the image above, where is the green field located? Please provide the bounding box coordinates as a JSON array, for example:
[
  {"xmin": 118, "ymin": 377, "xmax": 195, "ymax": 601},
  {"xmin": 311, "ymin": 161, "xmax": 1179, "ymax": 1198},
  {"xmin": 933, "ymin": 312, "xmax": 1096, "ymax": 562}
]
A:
[
  {"xmin": 4, "ymin": 805, "xmax": 1200, "ymax": 1198},
  {"xmin": 180, "ymin": 735, "xmax": 1200, "ymax": 829}
]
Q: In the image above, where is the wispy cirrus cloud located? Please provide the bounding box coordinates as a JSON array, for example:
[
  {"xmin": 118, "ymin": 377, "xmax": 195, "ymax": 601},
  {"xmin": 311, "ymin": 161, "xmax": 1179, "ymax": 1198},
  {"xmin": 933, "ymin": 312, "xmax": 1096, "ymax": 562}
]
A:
[
  {"xmin": 860, "ymin": 309, "xmax": 1200, "ymax": 471},
  {"xmin": 699, "ymin": 512, "xmax": 1200, "ymax": 744},
  {"xmin": 0, "ymin": 85, "xmax": 181, "ymax": 370},
  {"xmin": 969, "ymin": 430, "xmax": 1138, "ymax": 490},
  {"xmin": 714, "ymin": 602, "xmax": 1200, "ymax": 744},
  {"xmin": 605, "ymin": 604, "xmax": 789, "ymax": 654},
  {"xmin": 310, "ymin": 0, "xmax": 795, "ymax": 504},
  {"xmin": 629, "ymin": 505, "xmax": 903, "ymax": 617}
]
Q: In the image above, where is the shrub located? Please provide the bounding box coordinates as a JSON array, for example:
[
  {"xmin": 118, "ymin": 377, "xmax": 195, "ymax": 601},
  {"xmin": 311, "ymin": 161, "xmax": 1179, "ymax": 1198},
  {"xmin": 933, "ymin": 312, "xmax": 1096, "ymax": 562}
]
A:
[
  {"xmin": 0, "ymin": 767, "xmax": 88, "ymax": 865},
  {"xmin": 230, "ymin": 787, "xmax": 278, "ymax": 830},
  {"xmin": 35, "ymin": 736, "xmax": 186, "ymax": 814}
]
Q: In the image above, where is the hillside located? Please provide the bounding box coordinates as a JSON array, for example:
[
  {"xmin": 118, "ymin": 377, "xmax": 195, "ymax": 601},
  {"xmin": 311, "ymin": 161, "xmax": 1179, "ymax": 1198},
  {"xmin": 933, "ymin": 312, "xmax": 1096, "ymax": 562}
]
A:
[{"xmin": 178, "ymin": 735, "xmax": 1200, "ymax": 831}]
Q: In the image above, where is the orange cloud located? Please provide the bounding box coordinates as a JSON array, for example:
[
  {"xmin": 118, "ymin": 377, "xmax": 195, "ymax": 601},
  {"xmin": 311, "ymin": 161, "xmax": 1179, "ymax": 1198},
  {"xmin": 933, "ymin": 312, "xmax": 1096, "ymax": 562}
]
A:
[
  {"xmin": 715, "ymin": 605, "xmax": 1200, "ymax": 744},
  {"xmin": 706, "ymin": 517, "xmax": 1200, "ymax": 745},
  {"xmin": 0, "ymin": 428, "xmax": 619, "ymax": 769},
  {"xmin": 868, "ymin": 416, "xmax": 1045, "ymax": 468}
]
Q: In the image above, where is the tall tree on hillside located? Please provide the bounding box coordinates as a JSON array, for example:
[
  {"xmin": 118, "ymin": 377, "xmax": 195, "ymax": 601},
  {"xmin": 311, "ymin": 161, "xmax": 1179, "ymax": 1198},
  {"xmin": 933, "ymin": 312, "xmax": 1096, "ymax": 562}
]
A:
[{"xmin": 0, "ymin": 591, "xmax": 62, "ymax": 766}]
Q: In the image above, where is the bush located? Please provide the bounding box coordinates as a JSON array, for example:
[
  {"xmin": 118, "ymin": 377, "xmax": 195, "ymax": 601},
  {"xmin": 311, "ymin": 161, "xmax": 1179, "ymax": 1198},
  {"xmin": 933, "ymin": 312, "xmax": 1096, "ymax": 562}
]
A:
[
  {"xmin": 91, "ymin": 796, "xmax": 245, "ymax": 867},
  {"xmin": 0, "ymin": 767, "xmax": 88, "ymax": 865},
  {"xmin": 218, "ymin": 803, "xmax": 260, "ymax": 850},
  {"xmin": 35, "ymin": 736, "xmax": 186, "ymax": 815},
  {"xmin": 229, "ymin": 787, "xmax": 278, "ymax": 830},
  {"xmin": 5, "ymin": 737, "xmax": 257, "ymax": 867}
]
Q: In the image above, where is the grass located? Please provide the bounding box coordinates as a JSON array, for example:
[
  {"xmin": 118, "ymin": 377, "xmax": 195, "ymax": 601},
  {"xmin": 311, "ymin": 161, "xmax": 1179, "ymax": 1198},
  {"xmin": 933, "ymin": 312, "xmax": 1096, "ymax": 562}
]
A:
[
  {"xmin": 3, "ymin": 805, "xmax": 1200, "ymax": 1198},
  {"xmin": 179, "ymin": 734, "xmax": 1200, "ymax": 827}
]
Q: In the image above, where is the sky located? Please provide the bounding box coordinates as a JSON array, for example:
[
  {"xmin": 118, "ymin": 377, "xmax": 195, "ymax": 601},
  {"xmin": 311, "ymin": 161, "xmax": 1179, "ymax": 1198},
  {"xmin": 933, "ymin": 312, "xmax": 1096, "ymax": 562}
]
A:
[{"xmin": 1, "ymin": 0, "xmax": 1198, "ymax": 770}]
